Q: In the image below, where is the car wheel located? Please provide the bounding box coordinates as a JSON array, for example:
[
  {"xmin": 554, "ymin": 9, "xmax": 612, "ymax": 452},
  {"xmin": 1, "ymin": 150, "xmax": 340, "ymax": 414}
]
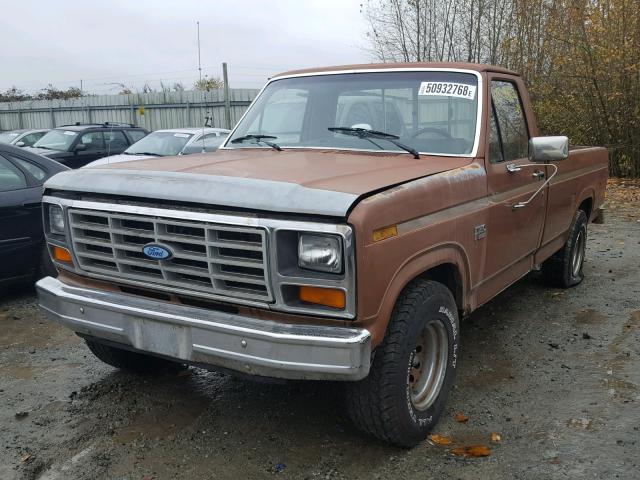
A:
[
  {"xmin": 346, "ymin": 279, "xmax": 459, "ymax": 447},
  {"xmin": 85, "ymin": 339, "xmax": 186, "ymax": 374},
  {"xmin": 542, "ymin": 209, "xmax": 588, "ymax": 288}
]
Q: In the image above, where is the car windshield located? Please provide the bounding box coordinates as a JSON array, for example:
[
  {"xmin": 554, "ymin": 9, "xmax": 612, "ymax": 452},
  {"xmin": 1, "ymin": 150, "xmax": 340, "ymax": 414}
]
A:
[
  {"xmin": 0, "ymin": 131, "xmax": 20, "ymax": 143},
  {"xmin": 34, "ymin": 130, "xmax": 78, "ymax": 151},
  {"xmin": 226, "ymin": 71, "xmax": 479, "ymax": 156},
  {"xmin": 125, "ymin": 131, "xmax": 194, "ymax": 156}
]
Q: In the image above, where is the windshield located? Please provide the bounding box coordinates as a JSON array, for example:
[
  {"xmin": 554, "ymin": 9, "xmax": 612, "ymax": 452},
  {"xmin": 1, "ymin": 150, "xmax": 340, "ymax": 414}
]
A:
[
  {"xmin": 226, "ymin": 71, "xmax": 479, "ymax": 156},
  {"xmin": 125, "ymin": 131, "xmax": 193, "ymax": 156},
  {"xmin": 34, "ymin": 130, "xmax": 78, "ymax": 151},
  {"xmin": 0, "ymin": 131, "xmax": 20, "ymax": 143}
]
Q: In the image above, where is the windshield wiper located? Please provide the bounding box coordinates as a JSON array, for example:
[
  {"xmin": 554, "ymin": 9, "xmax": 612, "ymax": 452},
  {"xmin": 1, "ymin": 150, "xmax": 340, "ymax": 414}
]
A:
[
  {"xmin": 328, "ymin": 127, "xmax": 420, "ymax": 159},
  {"xmin": 230, "ymin": 134, "xmax": 282, "ymax": 151},
  {"xmin": 128, "ymin": 152, "xmax": 161, "ymax": 156}
]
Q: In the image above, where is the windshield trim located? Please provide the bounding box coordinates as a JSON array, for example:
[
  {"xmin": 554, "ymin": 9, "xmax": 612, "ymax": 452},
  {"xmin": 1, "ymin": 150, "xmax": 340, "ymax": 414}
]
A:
[{"xmin": 220, "ymin": 67, "xmax": 484, "ymax": 158}]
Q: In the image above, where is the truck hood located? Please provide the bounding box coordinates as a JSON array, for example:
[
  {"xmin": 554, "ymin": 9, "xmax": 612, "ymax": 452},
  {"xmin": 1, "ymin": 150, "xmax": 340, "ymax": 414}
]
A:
[{"xmin": 45, "ymin": 149, "xmax": 472, "ymax": 217}]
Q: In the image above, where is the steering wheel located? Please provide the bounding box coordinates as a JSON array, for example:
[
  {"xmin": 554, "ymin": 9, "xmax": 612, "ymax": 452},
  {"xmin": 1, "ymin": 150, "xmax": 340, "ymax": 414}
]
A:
[{"xmin": 411, "ymin": 127, "xmax": 453, "ymax": 139}]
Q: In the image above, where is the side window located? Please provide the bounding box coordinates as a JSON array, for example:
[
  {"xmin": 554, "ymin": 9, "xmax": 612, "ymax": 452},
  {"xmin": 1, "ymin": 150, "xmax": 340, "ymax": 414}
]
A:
[
  {"xmin": 126, "ymin": 130, "xmax": 147, "ymax": 143},
  {"xmin": 10, "ymin": 155, "xmax": 47, "ymax": 182},
  {"xmin": 491, "ymin": 81, "xmax": 529, "ymax": 161},
  {"xmin": 80, "ymin": 132, "xmax": 105, "ymax": 151},
  {"xmin": 0, "ymin": 156, "xmax": 28, "ymax": 192},
  {"xmin": 104, "ymin": 130, "xmax": 128, "ymax": 150},
  {"xmin": 488, "ymin": 102, "xmax": 503, "ymax": 163}
]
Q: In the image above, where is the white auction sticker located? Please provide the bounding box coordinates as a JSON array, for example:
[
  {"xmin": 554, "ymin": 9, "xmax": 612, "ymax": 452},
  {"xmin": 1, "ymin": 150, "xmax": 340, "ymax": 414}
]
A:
[
  {"xmin": 418, "ymin": 82, "xmax": 476, "ymax": 100},
  {"xmin": 63, "ymin": 131, "xmax": 77, "ymax": 136},
  {"xmin": 174, "ymin": 133, "xmax": 190, "ymax": 138}
]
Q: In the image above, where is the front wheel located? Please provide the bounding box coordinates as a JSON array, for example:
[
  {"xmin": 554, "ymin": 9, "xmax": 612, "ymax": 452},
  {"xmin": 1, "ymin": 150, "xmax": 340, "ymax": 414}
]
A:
[
  {"xmin": 85, "ymin": 339, "xmax": 186, "ymax": 374},
  {"xmin": 346, "ymin": 280, "xmax": 459, "ymax": 447}
]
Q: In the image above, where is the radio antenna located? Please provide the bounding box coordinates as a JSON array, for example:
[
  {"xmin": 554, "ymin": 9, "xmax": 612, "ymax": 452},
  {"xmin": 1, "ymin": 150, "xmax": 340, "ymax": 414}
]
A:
[{"xmin": 197, "ymin": 21, "xmax": 206, "ymax": 152}]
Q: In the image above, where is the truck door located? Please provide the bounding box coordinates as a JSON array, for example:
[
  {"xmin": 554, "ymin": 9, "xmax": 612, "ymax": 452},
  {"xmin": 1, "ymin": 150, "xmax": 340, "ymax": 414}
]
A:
[{"xmin": 480, "ymin": 77, "xmax": 547, "ymax": 301}]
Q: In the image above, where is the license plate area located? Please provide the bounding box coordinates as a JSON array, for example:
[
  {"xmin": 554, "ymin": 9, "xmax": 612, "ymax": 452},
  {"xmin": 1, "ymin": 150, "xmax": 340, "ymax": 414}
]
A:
[{"xmin": 131, "ymin": 319, "xmax": 191, "ymax": 360}]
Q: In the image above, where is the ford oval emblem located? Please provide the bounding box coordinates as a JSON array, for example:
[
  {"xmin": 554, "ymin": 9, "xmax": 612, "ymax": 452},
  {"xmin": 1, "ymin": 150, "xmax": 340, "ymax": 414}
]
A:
[{"xmin": 142, "ymin": 243, "xmax": 173, "ymax": 260}]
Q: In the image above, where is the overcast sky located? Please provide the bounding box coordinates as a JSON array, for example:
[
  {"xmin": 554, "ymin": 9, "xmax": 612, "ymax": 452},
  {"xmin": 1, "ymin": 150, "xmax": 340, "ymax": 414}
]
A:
[{"xmin": 0, "ymin": 0, "xmax": 370, "ymax": 94}]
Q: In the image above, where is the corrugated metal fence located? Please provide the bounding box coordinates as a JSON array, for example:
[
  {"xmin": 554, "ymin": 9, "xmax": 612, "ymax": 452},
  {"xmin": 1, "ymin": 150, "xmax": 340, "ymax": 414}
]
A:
[{"xmin": 0, "ymin": 89, "xmax": 260, "ymax": 132}]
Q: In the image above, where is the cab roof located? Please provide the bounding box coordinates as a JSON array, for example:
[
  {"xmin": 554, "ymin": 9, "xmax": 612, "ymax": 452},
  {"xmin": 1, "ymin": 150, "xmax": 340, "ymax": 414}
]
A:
[{"xmin": 273, "ymin": 62, "xmax": 518, "ymax": 79}]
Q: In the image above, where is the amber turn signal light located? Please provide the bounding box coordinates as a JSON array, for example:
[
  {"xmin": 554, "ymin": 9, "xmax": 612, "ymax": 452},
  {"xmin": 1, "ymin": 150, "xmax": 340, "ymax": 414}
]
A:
[
  {"xmin": 52, "ymin": 246, "xmax": 72, "ymax": 262},
  {"xmin": 372, "ymin": 225, "xmax": 398, "ymax": 242},
  {"xmin": 299, "ymin": 286, "xmax": 346, "ymax": 309}
]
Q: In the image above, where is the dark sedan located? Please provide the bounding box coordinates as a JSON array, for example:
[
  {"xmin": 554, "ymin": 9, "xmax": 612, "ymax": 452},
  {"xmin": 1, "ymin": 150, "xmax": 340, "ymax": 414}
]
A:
[{"xmin": 0, "ymin": 143, "xmax": 68, "ymax": 286}]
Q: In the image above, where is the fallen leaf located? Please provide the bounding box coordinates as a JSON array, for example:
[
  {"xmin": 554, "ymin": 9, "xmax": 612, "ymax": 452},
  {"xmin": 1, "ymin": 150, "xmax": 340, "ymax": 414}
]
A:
[
  {"xmin": 466, "ymin": 445, "xmax": 491, "ymax": 457},
  {"xmin": 490, "ymin": 432, "xmax": 502, "ymax": 443},
  {"xmin": 451, "ymin": 445, "xmax": 491, "ymax": 457},
  {"xmin": 428, "ymin": 434, "xmax": 453, "ymax": 446},
  {"xmin": 20, "ymin": 453, "xmax": 32, "ymax": 464},
  {"xmin": 454, "ymin": 412, "xmax": 469, "ymax": 423}
]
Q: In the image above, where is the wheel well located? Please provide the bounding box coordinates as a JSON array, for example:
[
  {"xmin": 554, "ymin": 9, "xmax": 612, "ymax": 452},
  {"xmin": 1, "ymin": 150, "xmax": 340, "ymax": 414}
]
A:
[
  {"xmin": 579, "ymin": 197, "xmax": 593, "ymax": 219},
  {"xmin": 417, "ymin": 263, "xmax": 463, "ymax": 310}
]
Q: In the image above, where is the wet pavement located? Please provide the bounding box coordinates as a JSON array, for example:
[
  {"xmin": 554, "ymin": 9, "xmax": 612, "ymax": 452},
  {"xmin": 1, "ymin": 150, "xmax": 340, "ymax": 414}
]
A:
[{"xmin": 1, "ymin": 212, "xmax": 638, "ymax": 479}]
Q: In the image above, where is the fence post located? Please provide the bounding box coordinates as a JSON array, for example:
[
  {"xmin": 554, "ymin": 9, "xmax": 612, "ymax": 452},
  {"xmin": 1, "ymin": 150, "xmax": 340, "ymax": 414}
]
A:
[
  {"xmin": 223, "ymin": 62, "xmax": 231, "ymax": 129},
  {"xmin": 130, "ymin": 105, "xmax": 136, "ymax": 126},
  {"xmin": 18, "ymin": 109, "xmax": 23, "ymax": 129},
  {"xmin": 186, "ymin": 101, "xmax": 190, "ymax": 127},
  {"xmin": 87, "ymin": 105, "xmax": 92, "ymax": 124},
  {"xmin": 50, "ymin": 108, "xmax": 55, "ymax": 128}
]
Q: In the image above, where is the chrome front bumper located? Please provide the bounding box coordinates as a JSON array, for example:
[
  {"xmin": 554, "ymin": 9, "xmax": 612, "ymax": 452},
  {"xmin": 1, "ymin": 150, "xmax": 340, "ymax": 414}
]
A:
[{"xmin": 36, "ymin": 277, "xmax": 371, "ymax": 381}]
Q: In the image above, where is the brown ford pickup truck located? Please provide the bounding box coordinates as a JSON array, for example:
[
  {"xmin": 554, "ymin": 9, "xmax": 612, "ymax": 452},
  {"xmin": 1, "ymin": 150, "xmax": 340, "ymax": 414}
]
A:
[{"xmin": 36, "ymin": 62, "xmax": 608, "ymax": 446}]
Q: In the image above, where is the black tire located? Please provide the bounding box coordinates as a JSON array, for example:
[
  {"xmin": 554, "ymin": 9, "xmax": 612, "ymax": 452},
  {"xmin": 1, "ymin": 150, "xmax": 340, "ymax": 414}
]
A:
[
  {"xmin": 38, "ymin": 244, "xmax": 58, "ymax": 279},
  {"xmin": 85, "ymin": 339, "xmax": 186, "ymax": 374},
  {"xmin": 346, "ymin": 280, "xmax": 459, "ymax": 447},
  {"xmin": 542, "ymin": 209, "xmax": 588, "ymax": 288}
]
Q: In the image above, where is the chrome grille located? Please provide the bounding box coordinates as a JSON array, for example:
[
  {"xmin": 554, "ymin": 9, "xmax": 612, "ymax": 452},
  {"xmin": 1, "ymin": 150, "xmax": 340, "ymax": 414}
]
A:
[{"xmin": 68, "ymin": 208, "xmax": 272, "ymax": 301}]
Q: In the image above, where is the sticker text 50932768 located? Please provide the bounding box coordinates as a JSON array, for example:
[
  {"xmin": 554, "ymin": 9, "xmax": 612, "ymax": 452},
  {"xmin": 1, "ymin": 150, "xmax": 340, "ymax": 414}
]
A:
[{"xmin": 418, "ymin": 82, "xmax": 477, "ymax": 100}]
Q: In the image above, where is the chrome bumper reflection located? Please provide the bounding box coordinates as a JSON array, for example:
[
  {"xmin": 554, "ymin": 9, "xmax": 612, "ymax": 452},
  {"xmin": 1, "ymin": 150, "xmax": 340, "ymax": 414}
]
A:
[{"xmin": 36, "ymin": 276, "xmax": 371, "ymax": 381}]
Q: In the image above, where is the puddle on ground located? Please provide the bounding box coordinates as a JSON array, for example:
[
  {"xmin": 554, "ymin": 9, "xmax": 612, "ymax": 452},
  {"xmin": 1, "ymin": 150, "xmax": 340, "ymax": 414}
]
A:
[
  {"xmin": 112, "ymin": 401, "xmax": 207, "ymax": 444},
  {"xmin": 0, "ymin": 312, "xmax": 80, "ymax": 349},
  {"xmin": 0, "ymin": 365, "xmax": 34, "ymax": 379},
  {"xmin": 574, "ymin": 309, "xmax": 606, "ymax": 326}
]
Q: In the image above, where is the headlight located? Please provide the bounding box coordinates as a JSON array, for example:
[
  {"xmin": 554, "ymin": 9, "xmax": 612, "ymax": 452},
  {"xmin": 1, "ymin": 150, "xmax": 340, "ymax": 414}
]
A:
[
  {"xmin": 48, "ymin": 204, "xmax": 65, "ymax": 235},
  {"xmin": 298, "ymin": 234, "xmax": 342, "ymax": 273}
]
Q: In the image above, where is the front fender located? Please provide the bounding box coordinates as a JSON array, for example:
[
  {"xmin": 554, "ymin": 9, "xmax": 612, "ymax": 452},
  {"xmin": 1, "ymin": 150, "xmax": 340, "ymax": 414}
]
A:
[{"xmin": 361, "ymin": 243, "xmax": 471, "ymax": 347}]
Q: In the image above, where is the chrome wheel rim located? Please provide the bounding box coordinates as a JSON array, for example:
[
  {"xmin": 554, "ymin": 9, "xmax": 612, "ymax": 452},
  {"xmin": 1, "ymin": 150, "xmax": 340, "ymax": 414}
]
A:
[
  {"xmin": 408, "ymin": 321, "xmax": 449, "ymax": 411},
  {"xmin": 572, "ymin": 228, "xmax": 586, "ymax": 277}
]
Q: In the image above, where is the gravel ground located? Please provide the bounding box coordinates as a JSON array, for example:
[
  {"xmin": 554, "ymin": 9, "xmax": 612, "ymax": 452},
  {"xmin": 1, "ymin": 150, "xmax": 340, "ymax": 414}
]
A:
[{"xmin": 1, "ymin": 209, "xmax": 638, "ymax": 480}]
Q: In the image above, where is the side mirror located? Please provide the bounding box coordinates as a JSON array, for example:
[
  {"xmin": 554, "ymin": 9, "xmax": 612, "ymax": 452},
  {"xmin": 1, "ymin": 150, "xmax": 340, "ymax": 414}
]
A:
[
  {"xmin": 15, "ymin": 141, "xmax": 25, "ymax": 147},
  {"xmin": 74, "ymin": 143, "xmax": 87, "ymax": 153},
  {"xmin": 529, "ymin": 136, "xmax": 568, "ymax": 163}
]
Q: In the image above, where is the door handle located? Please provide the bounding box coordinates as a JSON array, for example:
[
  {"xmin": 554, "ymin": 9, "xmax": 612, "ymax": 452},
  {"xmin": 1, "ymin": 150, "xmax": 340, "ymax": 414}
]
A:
[
  {"xmin": 512, "ymin": 164, "xmax": 558, "ymax": 210},
  {"xmin": 532, "ymin": 170, "xmax": 545, "ymax": 179},
  {"xmin": 506, "ymin": 163, "xmax": 522, "ymax": 173}
]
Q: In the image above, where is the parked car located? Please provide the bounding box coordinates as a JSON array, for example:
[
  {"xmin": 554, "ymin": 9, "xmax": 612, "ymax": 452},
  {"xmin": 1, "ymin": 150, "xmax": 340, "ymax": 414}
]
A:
[
  {"xmin": 0, "ymin": 143, "xmax": 68, "ymax": 286},
  {"xmin": 0, "ymin": 128, "xmax": 50, "ymax": 147},
  {"xmin": 24, "ymin": 123, "xmax": 148, "ymax": 169},
  {"xmin": 36, "ymin": 63, "xmax": 608, "ymax": 447},
  {"xmin": 85, "ymin": 127, "xmax": 230, "ymax": 167}
]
